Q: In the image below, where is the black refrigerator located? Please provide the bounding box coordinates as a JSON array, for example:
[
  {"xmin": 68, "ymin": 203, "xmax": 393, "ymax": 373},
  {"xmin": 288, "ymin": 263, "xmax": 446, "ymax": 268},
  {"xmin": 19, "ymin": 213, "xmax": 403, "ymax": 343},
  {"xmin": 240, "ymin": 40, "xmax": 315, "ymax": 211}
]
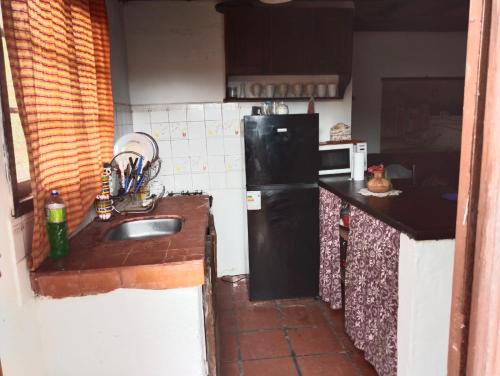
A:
[{"xmin": 244, "ymin": 114, "xmax": 320, "ymax": 301}]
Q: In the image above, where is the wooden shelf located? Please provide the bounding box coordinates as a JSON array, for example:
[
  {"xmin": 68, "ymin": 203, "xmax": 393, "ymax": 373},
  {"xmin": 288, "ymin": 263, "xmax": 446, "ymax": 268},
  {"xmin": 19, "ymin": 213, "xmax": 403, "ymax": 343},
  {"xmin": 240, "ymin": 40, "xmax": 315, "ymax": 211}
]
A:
[{"xmin": 223, "ymin": 96, "xmax": 342, "ymax": 103}]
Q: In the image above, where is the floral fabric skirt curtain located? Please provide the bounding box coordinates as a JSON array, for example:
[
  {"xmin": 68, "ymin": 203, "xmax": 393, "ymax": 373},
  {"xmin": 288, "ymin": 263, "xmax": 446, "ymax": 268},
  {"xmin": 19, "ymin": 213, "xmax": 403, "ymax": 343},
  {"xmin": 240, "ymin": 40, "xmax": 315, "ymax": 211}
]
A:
[
  {"xmin": 319, "ymin": 188, "xmax": 343, "ymax": 309},
  {"xmin": 2, "ymin": 0, "xmax": 114, "ymax": 270},
  {"xmin": 345, "ymin": 206, "xmax": 400, "ymax": 376}
]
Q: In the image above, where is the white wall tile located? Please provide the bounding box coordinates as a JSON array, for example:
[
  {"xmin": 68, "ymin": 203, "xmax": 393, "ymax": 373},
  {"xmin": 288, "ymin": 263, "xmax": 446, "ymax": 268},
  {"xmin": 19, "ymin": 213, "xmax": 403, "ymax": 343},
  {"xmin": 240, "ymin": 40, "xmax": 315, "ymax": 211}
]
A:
[
  {"xmin": 209, "ymin": 172, "xmax": 226, "ymax": 189},
  {"xmin": 158, "ymin": 140, "xmax": 172, "ymax": 160},
  {"xmin": 238, "ymin": 104, "xmax": 253, "ymax": 119},
  {"xmin": 174, "ymin": 174, "xmax": 193, "ymax": 191},
  {"xmin": 188, "ymin": 122, "xmax": 206, "ymax": 139},
  {"xmin": 150, "ymin": 110, "xmax": 169, "ymax": 123},
  {"xmin": 133, "ymin": 122, "xmax": 152, "ymax": 135},
  {"xmin": 225, "ymin": 155, "xmax": 243, "ymax": 172},
  {"xmin": 151, "ymin": 123, "xmax": 170, "ymax": 141},
  {"xmin": 171, "ymin": 140, "xmax": 190, "ymax": 157},
  {"xmin": 187, "ymin": 104, "xmax": 205, "ymax": 121},
  {"xmin": 172, "ymin": 157, "xmax": 190, "ymax": 175},
  {"xmin": 207, "ymin": 138, "xmax": 225, "ymax": 156},
  {"xmin": 191, "ymin": 173, "xmax": 210, "ymax": 191},
  {"xmin": 210, "ymin": 189, "xmax": 248, "ymax": 275},
  {"xmin": 168, "ymin": 104, "xmax": 187, "ymax": 122},
  {"xmin": 224, "ymin": 137, "xmax": 242, "ymax": 155},
  {"xmin": 132, "ymin": 111, "xmax": 151, "ymax": 126},
  {"xmin": 190, "ymin": 156, "xmax": 209, "ymax": 173},
  {"xmin": 222, "ymin": 103, "xmax": 240, "ymax": 121},
  {"xmin": 170, "ymin": 122, "xmax": 188, "ymax": 140},
  {"xmin": 188, "ymin": 138, "xmax": 207, "ymax": 156},
  {"xmin": 205, "ymin": 120, "xmax": 223, "ymax": 138},
  {"xmin": 159, "ymin": 157, "xmax": 174, "ymax": 176},
  {"xmin": 223, "ymin": 118, "xmax": 242, "ymax": 137},
  {"xmin": 122, "ymin": 111, "xmax": 133, "ymax": 126},
  {"xmin": 207, "ymin": 155, "xmax": 225, "ymax": 173},
  {"xmin": 158, "ymin": 175, "xmax": 174, "ymax": 191},
  {"xmin": 226, "ymin": 170, "xmax": 244, "ymax": 189},
  {"xmin": 204, "ymin": 103, "xmax": 222, "ymax": 121}
]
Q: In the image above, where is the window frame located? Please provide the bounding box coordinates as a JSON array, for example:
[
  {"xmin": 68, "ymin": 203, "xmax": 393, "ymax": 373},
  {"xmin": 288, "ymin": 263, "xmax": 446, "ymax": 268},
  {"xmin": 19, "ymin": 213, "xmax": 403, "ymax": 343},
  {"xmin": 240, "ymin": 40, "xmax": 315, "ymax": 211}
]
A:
[{"xmin": 0, "ymin": 30, "xmax": 33, "ymax": 217}]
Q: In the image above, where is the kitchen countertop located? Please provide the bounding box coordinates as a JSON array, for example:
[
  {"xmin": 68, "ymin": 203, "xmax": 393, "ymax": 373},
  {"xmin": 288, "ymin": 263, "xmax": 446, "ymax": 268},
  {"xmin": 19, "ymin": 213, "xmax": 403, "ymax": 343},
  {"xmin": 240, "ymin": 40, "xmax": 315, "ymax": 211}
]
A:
[
  {"xmin": 319, "ymin": 176, "xmax": 457, "ymax": 240},
  {"xmin": 31, "ymin": 196, "xmax": 210, "ymax": 298}
]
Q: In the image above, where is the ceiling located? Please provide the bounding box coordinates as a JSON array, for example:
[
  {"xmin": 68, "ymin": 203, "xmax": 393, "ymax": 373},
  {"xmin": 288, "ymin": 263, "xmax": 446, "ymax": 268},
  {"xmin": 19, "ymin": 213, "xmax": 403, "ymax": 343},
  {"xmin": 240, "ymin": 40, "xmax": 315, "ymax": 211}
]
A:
[{"xmin": 120, "ymin": 0, "xmax": 470, "ymax": 32}]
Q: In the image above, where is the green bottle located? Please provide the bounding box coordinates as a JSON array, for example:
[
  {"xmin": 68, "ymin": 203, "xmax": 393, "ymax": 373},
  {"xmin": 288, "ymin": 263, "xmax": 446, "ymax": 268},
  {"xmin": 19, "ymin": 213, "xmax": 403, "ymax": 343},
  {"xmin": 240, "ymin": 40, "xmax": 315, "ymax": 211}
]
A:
[{"xmin": 45, "ymin": 190, "xmax": 69, "ymax": 258}]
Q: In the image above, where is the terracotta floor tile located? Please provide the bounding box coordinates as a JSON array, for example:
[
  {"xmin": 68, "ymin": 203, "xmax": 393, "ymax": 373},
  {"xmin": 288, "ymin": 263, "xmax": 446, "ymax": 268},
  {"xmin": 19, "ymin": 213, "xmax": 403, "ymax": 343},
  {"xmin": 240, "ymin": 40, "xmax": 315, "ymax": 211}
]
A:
[
  {"xmin": 351, "ymin": 349, "xmax": 379, "ymax": 376},
  {"xmin": 323, "ymin": 306, "xmax": 346, "ymax": 330},
  {"xmin": 277, "ymin": 297, "xmax": 317, "ymax": 307},
  {"xmin": 298, "ymin": 354, "xmax": 358, "ymax": 376},
  {"xmin": 243, "ymin": 358, "xmax": 298, "ymax": 376},
  {"xmin": 217, "ymin": 293, "xmax": 235, "ymax": 311},
  {"xmin": 336, "ymin": 329, "xmax": 357, "ymax": 352},
  {"xmin": 234, "ymin": 297, "xmax": 276, "ymax": 309},
  {"xmin": 220, "ymin": 361, "xmax": 240, "ymax": 376},
  {"xmin": 215, "ymin": 278, "xmax": 376, "ymax": 375},
  {"xmin": 236, "ymin": 306, "xmax": 282, "ymax": 331},
  {"xmin": 288, "ymin": 327, "xmax": 342, "ymax": 356},
  {"xmin": 281, "ymin": 305, "xmax": 328, "ymax": 328},
  {"xmin": 216, "ymin": 280, "xmax": 237, "ymax": 296},
  {"xmin": 219, "ymin": 310, "xmax": 238, "ymax": 333},
  {"xmin": 239, "ymin": 330, "xmax": 290, "ymax": 360},
  {"xmin": 220, "ymin": 333, "xmax": 239, "ymax": 362}
]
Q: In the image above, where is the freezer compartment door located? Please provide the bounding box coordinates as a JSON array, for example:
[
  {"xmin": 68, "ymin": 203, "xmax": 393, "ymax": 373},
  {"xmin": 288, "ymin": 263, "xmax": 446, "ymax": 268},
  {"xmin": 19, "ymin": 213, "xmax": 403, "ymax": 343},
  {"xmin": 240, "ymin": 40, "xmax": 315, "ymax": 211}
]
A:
[
  {"xmin": 247, "ymin": 186, "xmax": 319, "ymax": 301},
  {"xmin": 244, "ymin": 114, "xmax": 319, "ymax": 185}
]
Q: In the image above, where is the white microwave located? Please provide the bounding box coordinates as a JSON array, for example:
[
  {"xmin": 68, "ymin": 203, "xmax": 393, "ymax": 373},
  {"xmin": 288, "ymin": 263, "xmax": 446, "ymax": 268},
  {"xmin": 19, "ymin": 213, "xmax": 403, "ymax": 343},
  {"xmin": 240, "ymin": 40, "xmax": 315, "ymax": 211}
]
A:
[{"xmin": 319, "ymin": 141, "xmax": 367, "ymax": 178}]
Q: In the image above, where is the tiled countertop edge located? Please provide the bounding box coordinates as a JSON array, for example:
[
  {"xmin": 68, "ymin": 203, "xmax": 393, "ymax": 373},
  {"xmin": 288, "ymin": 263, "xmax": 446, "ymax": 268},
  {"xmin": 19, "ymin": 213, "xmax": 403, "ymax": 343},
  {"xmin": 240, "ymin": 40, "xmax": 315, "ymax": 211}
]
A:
[{"xmin": 31, "ymin": 260, "xmax": 205, "ymax": 299}]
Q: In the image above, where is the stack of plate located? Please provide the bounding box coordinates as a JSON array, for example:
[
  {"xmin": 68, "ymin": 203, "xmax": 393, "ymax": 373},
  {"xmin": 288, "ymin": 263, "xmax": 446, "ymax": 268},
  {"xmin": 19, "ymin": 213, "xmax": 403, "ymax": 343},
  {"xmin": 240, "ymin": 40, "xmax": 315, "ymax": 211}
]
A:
[{"xmin": 114, "ymin": 132, "xmax": 159, "ymax": 163}]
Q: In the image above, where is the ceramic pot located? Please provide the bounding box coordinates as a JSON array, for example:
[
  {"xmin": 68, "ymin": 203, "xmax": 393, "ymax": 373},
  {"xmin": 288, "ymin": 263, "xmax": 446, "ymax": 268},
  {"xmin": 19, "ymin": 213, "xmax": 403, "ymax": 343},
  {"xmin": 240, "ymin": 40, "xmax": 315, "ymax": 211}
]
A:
[
  {"xmin": 328, "ymin": 83, "xmax": 338, "ymax": 97},
  {"xmin": 265, "ymin": 84, "xmax": 276, "ymax": 98},
  {"xmin": 316, "ymin": 84, "xmax": 327, "ymax": 97},
  {"xmin": 305, "ymin": 83, "xmax": 315, "ymax": 97},
  {"xmin": 367, "ymin": 171, "xmax": 392, "ymax": 193},
  {"xmin": 277, "ymin": 83, "xmax": 288, "ymax": 98},
  {"xmin": 292, "ymin": 83, "xmax": 302, "ymax": 97},
  {"xmin": 251, "ymin": 83, "xmax": 262, "ymax": 98}
]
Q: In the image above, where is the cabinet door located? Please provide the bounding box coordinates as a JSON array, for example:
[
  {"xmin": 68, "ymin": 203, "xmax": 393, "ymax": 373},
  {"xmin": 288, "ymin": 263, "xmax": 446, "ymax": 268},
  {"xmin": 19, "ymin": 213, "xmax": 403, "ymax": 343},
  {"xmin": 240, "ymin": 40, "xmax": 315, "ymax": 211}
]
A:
[
  {"xmin": 312, "ymin": 9, "xmax": 353, "ymax": 74},
  {"xmin": 225, "ymin": 8, "xmax": 271, "ymax": 75},
  {"xmin": 270, "ymin": 8, "xmax": 314, "ymax": 74}
]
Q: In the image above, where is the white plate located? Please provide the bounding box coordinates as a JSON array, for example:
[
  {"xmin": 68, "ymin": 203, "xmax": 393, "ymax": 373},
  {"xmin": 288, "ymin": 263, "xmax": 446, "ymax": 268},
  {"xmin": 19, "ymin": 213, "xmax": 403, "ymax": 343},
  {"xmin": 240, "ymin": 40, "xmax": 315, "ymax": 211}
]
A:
[{"xmin": 114, "ymin": 132, "xmax": 158, "ymax": 162}]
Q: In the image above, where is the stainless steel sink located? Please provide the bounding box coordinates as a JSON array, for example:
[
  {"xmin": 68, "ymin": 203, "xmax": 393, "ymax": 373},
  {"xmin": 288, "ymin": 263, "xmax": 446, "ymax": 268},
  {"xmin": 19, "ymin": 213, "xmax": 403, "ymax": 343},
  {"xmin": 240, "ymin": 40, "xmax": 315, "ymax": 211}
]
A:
[{"xmin": 103, "ymin": 218, "xmax": 183, "ymax": 241}]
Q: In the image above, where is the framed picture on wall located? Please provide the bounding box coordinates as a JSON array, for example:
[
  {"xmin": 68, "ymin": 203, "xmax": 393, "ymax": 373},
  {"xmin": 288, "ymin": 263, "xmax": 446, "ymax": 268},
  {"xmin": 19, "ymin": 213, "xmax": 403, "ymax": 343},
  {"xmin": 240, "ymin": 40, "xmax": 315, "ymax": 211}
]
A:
[{"xmin": 380, "ymin": 77, "xmax": 465, "ymax": 152}]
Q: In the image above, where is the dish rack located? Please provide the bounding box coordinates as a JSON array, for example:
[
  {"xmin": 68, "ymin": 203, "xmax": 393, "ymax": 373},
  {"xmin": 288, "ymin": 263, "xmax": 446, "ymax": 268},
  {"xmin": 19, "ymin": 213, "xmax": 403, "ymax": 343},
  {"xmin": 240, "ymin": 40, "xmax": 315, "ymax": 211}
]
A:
[{"xmin": 110, "ymin": 150, "xmax": 164, "ymax": 215}]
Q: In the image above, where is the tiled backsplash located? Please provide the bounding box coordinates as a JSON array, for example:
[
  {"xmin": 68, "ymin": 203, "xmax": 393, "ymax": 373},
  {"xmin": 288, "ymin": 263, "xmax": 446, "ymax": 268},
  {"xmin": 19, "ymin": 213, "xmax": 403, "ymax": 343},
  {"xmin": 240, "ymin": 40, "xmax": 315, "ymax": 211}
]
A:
[
  {"xmin": 130, "ymin": 103, "xmax": 252, "ymax": 193},
  {"xmin": 114, "ymin": 103, "xmax": 134, "ymax": 141}
]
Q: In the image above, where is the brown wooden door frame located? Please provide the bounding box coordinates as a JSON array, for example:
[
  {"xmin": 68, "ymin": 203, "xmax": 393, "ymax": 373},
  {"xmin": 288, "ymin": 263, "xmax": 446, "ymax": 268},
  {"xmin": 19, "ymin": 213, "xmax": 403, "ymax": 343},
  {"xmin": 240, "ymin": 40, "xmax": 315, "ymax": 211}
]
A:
[{"xmin": 448, "ymin": 0, "xmax": 500, "ymax": 374}]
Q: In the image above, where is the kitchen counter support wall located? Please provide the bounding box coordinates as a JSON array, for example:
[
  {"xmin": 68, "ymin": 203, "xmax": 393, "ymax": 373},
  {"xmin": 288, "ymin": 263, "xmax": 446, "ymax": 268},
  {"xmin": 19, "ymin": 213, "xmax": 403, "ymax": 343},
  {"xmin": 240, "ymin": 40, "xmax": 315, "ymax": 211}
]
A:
[
  {"xmin": 398, "ymin": 234, "xmax": 455, "ymax": 375},
  {"xmin": 36, "ymin": 287, "xmax": 207, "ymax": 376}
]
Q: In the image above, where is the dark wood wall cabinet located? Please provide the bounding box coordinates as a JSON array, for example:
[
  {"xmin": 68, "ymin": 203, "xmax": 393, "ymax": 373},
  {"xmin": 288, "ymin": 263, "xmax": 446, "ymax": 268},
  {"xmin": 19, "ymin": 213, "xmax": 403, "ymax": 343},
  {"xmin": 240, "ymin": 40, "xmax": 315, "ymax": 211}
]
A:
[{"xmin": 217, "ymin": 2, "xmax": 354, "ymax": 100}]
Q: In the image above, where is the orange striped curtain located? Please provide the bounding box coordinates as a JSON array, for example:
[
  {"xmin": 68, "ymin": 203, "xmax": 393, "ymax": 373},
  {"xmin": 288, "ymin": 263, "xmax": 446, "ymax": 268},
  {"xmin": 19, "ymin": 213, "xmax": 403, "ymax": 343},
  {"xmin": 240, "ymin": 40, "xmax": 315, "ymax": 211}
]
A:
[{"xmin": 2, "ymin": 0, "xmax": 114, "ymax": 270}]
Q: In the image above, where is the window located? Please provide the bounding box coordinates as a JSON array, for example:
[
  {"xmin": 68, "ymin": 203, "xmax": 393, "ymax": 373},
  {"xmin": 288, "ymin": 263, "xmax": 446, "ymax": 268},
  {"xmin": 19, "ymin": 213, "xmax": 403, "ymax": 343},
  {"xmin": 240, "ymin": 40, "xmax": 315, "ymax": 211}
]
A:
[{"xmin": 0, "ymin": 25, "xmax": 32, "ymax": 217}]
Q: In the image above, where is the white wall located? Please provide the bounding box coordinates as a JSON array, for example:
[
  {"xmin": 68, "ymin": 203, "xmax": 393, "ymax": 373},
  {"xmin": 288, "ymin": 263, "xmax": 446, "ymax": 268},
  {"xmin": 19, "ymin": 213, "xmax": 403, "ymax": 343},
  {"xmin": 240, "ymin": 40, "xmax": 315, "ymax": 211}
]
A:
[
  {"xmin": 106, "ymin": 0, "xmax": 131, "ymax": 105},
  {"xmin": 106, "ymin": 0, "xmax": 134, "ymax": 139},
  {"xmin": 124, "ymin": 1, "xmax": 226, "ymax": 104},
  {"xmin": 398, "ymin": 234, "xmax": 455, "ymax": 376},
  {"xmin": 0, "ymin": 80, "xmax": 46, "ymax": 374},
  {"xmin": 352, "ymin": 32, "xmax": 467, "ymax": 152},
  {"xmin": 36, "ymin": 287, "xmax": 207, "ymax": 376}
]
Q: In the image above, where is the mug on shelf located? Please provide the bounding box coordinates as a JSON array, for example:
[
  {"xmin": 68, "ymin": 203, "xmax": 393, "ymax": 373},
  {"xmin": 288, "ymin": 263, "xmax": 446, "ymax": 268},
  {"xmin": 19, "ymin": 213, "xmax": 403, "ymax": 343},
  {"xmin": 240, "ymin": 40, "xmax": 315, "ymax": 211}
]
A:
[
  {"xmin": 265, "ymin": 84, "xmax": 276, "ymax": 98},
  {"xmin": 317, "ymin": 84, "xmax": 327, "ymax": 97}
]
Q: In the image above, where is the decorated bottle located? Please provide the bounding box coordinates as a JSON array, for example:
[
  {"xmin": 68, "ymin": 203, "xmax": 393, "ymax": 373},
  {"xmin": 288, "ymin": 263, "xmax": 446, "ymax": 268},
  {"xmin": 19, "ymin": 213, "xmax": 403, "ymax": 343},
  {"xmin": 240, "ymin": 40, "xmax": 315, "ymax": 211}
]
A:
[{"xmin": 45, "ymin": 190, "xmax": 69, "ymax": 258}]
